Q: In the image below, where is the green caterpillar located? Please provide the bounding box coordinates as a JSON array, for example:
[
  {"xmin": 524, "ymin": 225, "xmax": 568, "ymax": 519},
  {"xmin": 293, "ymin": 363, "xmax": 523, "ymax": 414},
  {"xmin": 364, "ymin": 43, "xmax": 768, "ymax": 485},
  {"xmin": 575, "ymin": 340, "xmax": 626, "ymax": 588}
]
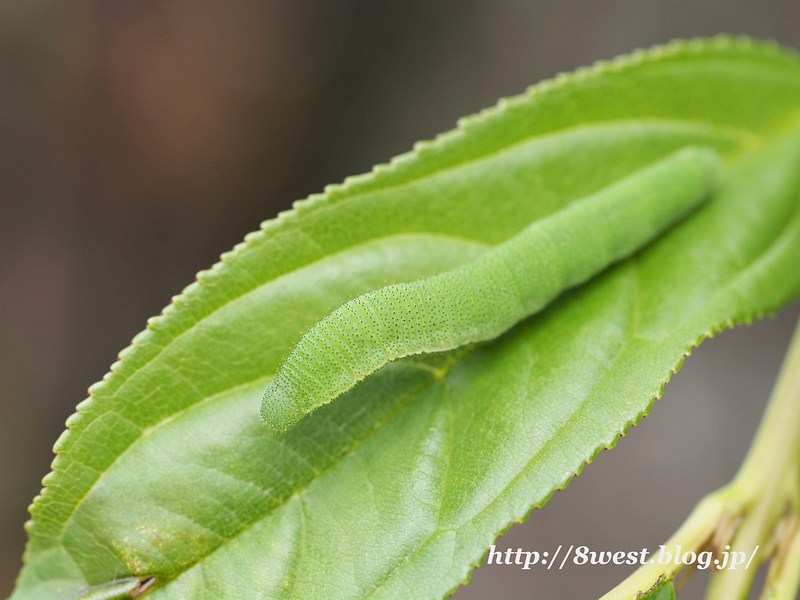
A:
[{"xmin": 261, "ymin": 146, "xmax": 724, "ymax": 432}]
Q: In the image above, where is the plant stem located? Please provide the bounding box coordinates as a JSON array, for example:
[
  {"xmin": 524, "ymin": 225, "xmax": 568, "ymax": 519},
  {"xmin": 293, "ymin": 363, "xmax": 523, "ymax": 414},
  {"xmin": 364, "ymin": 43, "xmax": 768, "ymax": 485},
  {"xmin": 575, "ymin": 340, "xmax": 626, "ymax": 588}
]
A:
[{"xmin": 602, "ymin": 315, "xmax": 800, "ymax": 600}]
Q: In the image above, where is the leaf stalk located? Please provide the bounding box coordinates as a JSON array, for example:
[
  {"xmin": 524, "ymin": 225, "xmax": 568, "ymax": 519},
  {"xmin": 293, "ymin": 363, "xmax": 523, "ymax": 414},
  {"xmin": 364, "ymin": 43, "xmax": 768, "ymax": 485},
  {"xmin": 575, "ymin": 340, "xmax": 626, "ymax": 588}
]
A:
[{"xmin": 602, "ymin": 315, "xmax": 800, "ymax": 600}]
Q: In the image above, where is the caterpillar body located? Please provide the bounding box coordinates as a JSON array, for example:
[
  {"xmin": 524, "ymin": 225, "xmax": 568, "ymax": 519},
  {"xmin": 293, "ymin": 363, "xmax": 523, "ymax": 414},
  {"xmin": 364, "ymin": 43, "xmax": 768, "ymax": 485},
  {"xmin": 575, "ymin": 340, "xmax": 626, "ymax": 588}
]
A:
[{"xmin": 261, "ymin": 147, "xmax": 724, "ymax": 432}]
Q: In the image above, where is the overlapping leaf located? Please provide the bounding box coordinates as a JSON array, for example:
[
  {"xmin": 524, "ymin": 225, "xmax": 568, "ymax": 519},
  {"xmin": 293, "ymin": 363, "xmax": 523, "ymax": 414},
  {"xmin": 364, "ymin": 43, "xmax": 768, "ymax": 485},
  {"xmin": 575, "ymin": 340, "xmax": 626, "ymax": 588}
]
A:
[{"xmin": 11, "ymin": 37, "xmax": 800, "ymax": 600}]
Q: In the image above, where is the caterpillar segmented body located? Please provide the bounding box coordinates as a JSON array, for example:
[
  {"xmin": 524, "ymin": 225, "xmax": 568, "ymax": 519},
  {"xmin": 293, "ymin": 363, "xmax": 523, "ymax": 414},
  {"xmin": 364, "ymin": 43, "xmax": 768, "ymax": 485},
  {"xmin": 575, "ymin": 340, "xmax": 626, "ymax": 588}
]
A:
[{"xmin": 261, "ymin": 146, "xmax": 724, "ymax": 432}]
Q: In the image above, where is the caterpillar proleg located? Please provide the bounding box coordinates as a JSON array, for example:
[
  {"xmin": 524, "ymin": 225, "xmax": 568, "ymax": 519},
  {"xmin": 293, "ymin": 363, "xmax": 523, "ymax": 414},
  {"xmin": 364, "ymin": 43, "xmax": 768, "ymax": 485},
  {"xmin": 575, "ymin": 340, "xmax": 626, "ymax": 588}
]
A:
[{"xmin": 261, "ymin": 146, "xmax": 724, "ymax": 432}]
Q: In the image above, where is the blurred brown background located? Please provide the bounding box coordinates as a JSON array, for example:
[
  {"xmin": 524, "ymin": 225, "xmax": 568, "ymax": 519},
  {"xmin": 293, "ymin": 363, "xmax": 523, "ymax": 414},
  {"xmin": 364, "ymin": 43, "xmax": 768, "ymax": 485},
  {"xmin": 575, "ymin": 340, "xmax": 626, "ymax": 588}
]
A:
[{"xmin": 1, "ymin": 1, "xmax": 799, "ymax": 598}]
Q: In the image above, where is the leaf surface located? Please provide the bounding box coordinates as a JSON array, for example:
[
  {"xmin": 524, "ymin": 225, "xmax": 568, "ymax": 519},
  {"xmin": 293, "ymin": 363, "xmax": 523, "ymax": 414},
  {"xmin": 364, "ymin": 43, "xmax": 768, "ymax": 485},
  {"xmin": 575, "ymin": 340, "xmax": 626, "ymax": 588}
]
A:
[
  {"xmin": 11, "ymin": 37, "xmax": 800, "ymax": 600},
  {"xmin": 639, "ymin": 579, "xmax": 676, "ymax": 600}
]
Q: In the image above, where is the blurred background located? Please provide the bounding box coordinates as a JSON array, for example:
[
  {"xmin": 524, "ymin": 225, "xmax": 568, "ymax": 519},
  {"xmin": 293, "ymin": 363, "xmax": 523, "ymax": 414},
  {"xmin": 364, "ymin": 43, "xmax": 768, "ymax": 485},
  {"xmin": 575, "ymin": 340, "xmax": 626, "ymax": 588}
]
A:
[{"xmin": 1, "ymin": 1, "xmax": 799, "ymax": 598}]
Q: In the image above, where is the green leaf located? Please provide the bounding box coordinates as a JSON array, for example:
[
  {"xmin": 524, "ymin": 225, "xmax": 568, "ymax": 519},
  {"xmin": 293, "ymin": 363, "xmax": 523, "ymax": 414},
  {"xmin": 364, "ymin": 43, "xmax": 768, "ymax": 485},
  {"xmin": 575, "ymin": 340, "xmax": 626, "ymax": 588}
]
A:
[
  {"xmin": 639, "ymin": 578, "xmax": 676, "ymax": 600},
  {"xmin": 11, "ymin": 36, "xmax": 800, "ymax": 600}
]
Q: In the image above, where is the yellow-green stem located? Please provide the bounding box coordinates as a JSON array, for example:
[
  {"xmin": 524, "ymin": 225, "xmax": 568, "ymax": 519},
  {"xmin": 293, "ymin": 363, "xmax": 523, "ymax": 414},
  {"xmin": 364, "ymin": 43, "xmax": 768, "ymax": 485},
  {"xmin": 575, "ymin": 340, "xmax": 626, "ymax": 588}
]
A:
[{"xmin": 602, "ymin": 315, "xmax": 800, "ymax": 600}]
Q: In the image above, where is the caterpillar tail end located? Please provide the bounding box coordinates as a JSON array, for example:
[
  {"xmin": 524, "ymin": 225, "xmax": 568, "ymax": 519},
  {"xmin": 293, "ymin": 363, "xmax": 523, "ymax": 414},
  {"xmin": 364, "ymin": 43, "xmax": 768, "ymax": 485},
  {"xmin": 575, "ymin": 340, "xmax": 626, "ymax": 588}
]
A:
[
  {"xmin": 692, "ymin": 145, "xmax": 727, "ymax": 189},
  {"xmin": 261, "ymin": 380, "xmax": 306, "ymax": 433}
]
